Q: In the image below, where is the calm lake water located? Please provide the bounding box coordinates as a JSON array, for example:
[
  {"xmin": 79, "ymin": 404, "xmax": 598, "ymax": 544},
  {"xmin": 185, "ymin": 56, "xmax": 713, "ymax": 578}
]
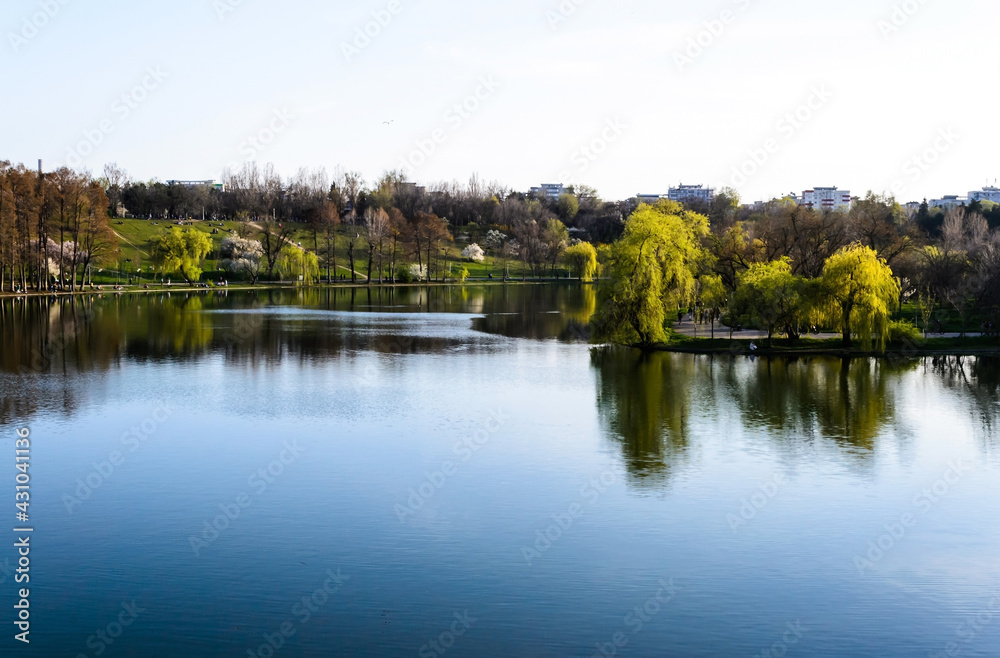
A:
[{"xmin": 1, "ymin": 285, "xmax": 999, "ymax": 657}]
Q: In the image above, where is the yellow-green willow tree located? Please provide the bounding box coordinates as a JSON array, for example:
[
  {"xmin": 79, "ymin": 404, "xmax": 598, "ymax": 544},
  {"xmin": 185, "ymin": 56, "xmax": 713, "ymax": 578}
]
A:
[
  {"xmin": 593, "ymin": 201, "xmax": 708, "ymax": 347},
  {"xmin": 819, "ymin": 243, "xmax": 901, "ymax": 351},
  {"xmin": 152, "ymin": 228, "xmax": 212, "ymax": 283},
  {"xmin": 563, "ymin": 242, "xmax": 599, "ymax": 282},
  {"xmin": 278, "ymin": 245, "xmax": 320, "ymax": 284}
]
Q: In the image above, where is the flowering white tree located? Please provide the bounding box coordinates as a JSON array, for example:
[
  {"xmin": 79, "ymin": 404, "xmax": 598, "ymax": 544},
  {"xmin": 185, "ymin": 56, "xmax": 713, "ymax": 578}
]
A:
[
  {"xmin": 461, "ymin": 243, "xmax": 486, "ymax": 263},
  {"xmin": 220, "ymin": 237, "xmax": 264, "ymax": 283}
]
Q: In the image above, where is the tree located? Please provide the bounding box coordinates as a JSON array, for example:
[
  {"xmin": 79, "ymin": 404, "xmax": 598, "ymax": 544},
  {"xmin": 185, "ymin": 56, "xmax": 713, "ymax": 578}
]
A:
[
  {"xmin": 220, "ymin": 236, "xmax": 264, "ymax": 283},
  {"xmin": 365, "ymin": 207, "xmax": 390, "ymax": 283},
  {"xmin": 278, "ymin": 245, "xmax": 320, "ymax": 284},
  {"xmin": 563, "ymin": 242, "xmax": 598, "ymax": 282},
  {"xmin": 543, "ymin": 218, "xmax": 569, "ymax": 276},
  {"xmin": 593, "ymin": 201, "xmax": 708, "ymax": 347},
  {"xmin": 152, "ymin": 228, "xmax": 212, "ymax": 283},
  {"xmin": 258, "ymin": 216, "xmax": 294, "ymax": 280},
  {"xmin": 462, "ymin": 243, "xmax": 486, "ymax": 263},
  {"xmin": 698, "ymin": 274, "xmax": 727, "ymax": 339},
  {"xmin": 557, "ymin": 193, "xmax": 579, "ymax": 221},
  {"xmin": 102, "ymin": 163, "xmax": 129, "ymax": 218},
  {"xmin": 848, "ymin": 192, "xmax": 911, "ymax": 267},
  {"xmin": 818, "ymin": 243, "xmax": 901, "ymax": 350},
  {"xmin": 731, "ymin": 258, "xmax": 808, "ymax": 345}
]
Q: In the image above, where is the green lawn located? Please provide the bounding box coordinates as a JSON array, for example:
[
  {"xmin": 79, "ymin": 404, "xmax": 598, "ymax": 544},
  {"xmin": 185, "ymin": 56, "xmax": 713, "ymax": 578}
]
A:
[{"xmin": 108, "ymin": 218, "xmax": 571, "ymax": 283}]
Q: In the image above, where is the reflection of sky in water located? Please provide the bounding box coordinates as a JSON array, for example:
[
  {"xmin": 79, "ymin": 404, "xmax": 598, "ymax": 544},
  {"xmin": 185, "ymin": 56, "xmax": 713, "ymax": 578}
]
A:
[{"xmin": 0, "ymin": 290, "xmax": 998, "ymax": 656}]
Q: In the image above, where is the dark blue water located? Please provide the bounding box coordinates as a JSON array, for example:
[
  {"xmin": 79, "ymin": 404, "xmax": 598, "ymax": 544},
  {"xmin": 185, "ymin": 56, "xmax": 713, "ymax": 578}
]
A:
[{"xmin": 1, "ymin": 287, "xmax": 999, "ymax": 656}]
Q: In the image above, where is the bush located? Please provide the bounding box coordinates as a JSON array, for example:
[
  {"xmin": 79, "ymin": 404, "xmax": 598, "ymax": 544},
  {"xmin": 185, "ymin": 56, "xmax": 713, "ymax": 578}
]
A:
[
  {"xmin": 888, "ymin": 320, "xmax": 921, "ymax": 344},
  {"xmin": 396, "ymin": 265, "xmax": 414, "ymax": 283}
]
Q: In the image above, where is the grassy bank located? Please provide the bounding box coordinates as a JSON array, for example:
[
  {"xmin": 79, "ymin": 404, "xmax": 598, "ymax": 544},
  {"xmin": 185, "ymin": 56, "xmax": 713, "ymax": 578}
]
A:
[{"xmin": 101, "ymin": 218, "xmax": 571, "ymax": 285}]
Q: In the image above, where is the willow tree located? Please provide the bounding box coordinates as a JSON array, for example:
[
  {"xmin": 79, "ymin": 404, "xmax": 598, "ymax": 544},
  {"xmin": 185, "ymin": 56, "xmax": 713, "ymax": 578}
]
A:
[
  {"xmin": 731, "ymin": 258, "xmax": 808, "ymax": 346},
  {"xmin": 818, "ymin": 243, "xmax": 900, "ymax": 351},
  {"xmin": 593, "ymin": 201, "xmax": 708, "ymax": 347},
  {"xmin": 152, "ymin": 228, "xmax": 212, "ymax": 283},
  {"xmin": 563, "ymin": 242, "xmax": 598, "ymax": 282},
  {"xmin": 278, "ymin": 245, "xmax": 320, "ymax": 284}
]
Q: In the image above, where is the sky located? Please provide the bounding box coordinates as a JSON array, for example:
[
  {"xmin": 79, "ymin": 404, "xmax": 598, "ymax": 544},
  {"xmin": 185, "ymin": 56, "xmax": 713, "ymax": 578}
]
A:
[{"xmin": 1, "ymin": 0, "xmax": 996, "ymax": 203}]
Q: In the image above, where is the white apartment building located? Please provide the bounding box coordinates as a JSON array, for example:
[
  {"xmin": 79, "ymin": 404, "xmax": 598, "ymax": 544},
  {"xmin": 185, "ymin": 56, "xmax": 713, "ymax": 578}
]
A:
[
  {"xmin": 930, "ymin": 195, "xmax": 967, "ymax": 210},
  {"xmin": 668, "ymin": 184, "xmax": 715, "ymax": 203},
  {"xmin": 799, "ymin": 187, "xmax": 851, "ymax": 212},
  {"xmin": 530, "ymin": 183, "xmax": 565, "ymax": 200},
  {"xmin": 968, "ymin": 186, "xmax": 1000, "ymax": 204}
]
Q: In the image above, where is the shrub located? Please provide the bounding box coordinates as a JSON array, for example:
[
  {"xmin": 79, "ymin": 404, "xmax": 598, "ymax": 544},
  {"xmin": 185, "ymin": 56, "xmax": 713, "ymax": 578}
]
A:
[{"xmin": 888, "ymin": 320, "xmax": 921, "ymax": 344}]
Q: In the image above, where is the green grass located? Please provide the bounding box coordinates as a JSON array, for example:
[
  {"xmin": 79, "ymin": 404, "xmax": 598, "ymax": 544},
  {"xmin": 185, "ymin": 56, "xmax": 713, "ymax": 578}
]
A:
[{"xmin": 105, "ymin": 218, "xmax": 571, "ymax": 284}]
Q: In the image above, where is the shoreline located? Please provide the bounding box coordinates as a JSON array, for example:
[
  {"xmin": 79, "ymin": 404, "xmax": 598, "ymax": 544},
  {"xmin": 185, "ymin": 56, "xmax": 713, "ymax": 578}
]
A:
[
  {"xmin": 0, "ymin": 279, "xmax": 579, "ymax": 299},
  {"xmin": 644, "ymin": 338, "xmax": 1000, "ymax": 359}
]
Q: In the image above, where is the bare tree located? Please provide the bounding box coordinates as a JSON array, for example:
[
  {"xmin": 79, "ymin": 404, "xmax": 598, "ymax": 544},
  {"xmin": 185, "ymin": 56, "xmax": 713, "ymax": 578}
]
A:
[{"xmin": 365, "ymin": 207, "xmax": 390, "ymax": 284}]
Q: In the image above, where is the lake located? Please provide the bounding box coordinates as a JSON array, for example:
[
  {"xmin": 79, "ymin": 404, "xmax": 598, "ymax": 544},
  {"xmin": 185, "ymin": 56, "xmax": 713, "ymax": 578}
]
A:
[{"xmin": 1, "ymin": 285, "xmax": 999, "ymax": 657}]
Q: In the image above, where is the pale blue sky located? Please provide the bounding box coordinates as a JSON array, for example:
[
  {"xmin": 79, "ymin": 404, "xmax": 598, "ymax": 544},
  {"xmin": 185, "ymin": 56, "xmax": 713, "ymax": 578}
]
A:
[{"xmin": 2, "ymin": 0, "xmax": 995, "ymax": 202}]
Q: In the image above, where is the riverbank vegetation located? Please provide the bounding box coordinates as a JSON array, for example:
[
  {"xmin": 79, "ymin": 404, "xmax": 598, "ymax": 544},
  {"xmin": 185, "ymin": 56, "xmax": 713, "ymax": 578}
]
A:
[{"xmin": 594, "ymin": 197, "xmax": 1000, "ymax": 352}]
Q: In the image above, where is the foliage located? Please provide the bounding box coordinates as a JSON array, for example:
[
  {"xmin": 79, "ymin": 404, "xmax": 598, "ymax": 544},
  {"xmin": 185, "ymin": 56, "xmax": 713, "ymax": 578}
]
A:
[
  {"xmin": 593, "ymin": 201, "xmax": 709, "ymax": 347},
  {"xmin": 731, "ymin": 258, "xmax": 809, "ymax": 343},
  {"xmin": 461, "ymin": 243, "xmax": 486, "ymax": 263},
  {"xmin": 817, "ymin": 243, "xmax": 901, "ymax": 351},
  {"xmin": 564, "ymin": 242, "xmax": 599, "ymax": 282},
  {"xmin": 152, "ymin": 228, "xmax": 212, "ymax": 282},
  {"xmin": 220, "ymin": 236, "xmax": 264, "ymax": 283},
  {"xmin": 278, "ymin": 245, "xmax": 320, "ymax": 284},
  {"xmin": 888, "ymin": 319, "xmax": 921, "ymax": 344},
  {"xmin": 557, "ymin": 193, "xmax": 580, "ymax": 221}
]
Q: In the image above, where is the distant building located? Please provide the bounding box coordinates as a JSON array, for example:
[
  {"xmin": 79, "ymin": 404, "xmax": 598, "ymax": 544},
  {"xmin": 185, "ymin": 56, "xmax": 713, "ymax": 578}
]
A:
[
  {"xmin": 968, "ymin": 186, "xmax": 1000, "ymax": 204},
  {"xmin": 668, "ymin": 184, "xmax": 715, "ymax": 204},
  {"xmin": 530, "ymin": 183, "xmax": 565, "ymax": 200},
  {"xmin": 636, "ymin": 194, "xmax": 668, "ymax": 204},
  {"xmin": 930, "ymin": 195, "xmax": 966, "ymax": 210},
  {"xmin": 167, "ymin": 179, "xmax": 225, "ymax": 192},
  {"xmin": 799, "ymin": 187, "xmax": 851, "ymax": 211}
]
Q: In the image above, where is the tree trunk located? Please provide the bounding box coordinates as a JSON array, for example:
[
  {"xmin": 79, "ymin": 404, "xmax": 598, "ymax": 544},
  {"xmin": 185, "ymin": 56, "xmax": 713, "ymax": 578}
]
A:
[{"xmin": 348, "ymin": 240, "xmax": 356, "ymax": 284}]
